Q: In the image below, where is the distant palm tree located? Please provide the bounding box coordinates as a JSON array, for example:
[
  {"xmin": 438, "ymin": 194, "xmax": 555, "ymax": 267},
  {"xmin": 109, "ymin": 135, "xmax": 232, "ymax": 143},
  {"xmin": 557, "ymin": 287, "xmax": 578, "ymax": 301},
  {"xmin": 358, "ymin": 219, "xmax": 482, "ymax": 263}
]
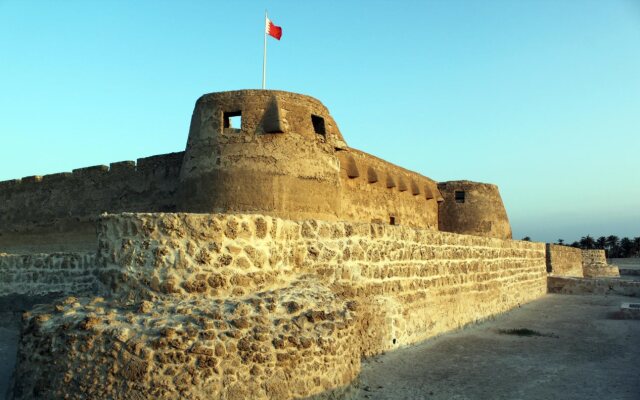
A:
[
  {"xmin": 607, "ymin": 235, "xmax": 620, "ymax": 257},
  {"xmin": 557, "ymin": 239, "xmax": 565, "ymax": 245},
  {"xmin": 621, "ymin": 237, "xmax": 634, "ymax": 258},
  {"xmin": 580, "ymin": 235, "xmax": 595, "ymax": 249},
  {"xmin": 522, "ymin": 236, "xmax": 531, "ymax": 241},
  {"xmin": 607, "ymin": 235, "xmax": 619, "ymax": 249},
  {"xmin": 596, "ymin": 236, "xmax": 607, "ymax": 249}
]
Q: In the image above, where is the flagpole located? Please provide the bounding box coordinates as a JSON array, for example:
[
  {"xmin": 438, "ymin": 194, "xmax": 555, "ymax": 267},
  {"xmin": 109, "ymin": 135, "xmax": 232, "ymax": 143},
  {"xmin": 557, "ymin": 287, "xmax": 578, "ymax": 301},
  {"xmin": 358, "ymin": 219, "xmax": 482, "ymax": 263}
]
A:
[{"xmin": 262, "ymin": 10, "xmax": 267, "ymax": 89}]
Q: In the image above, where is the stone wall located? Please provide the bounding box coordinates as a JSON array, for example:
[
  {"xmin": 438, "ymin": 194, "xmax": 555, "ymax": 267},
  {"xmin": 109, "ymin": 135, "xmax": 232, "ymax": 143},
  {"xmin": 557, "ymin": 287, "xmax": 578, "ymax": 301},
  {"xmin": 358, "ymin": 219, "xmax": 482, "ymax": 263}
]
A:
[
  {"xmin": 0, "ymin": 152, "xmax": 183, "ymax": 253},
  {"xmin": 581, "ymin": 249, "xmax": 620, "ymax": 278},
  {"xmin": 12, "ymin": 213, "xmax": 547, "ymax": 400},
  {"xmin": 0, "ymin": 252, "xmax": 98, "ymax": 297},
  {"xmin": 546, "ymin": 244, "xmax": 584, "ymax": 277}
]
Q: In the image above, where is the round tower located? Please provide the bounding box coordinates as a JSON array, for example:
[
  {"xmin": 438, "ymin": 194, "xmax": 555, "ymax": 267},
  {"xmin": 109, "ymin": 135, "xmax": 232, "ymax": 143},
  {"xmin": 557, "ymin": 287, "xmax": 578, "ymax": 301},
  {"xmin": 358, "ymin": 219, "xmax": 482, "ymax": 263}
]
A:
[
  {"xmin": 437, "ymin": 180, "xmax": 512, "ymax": 239},
  {"xmin": 177, "ymin": 90, "xmax": 347, "ymax": 220}
]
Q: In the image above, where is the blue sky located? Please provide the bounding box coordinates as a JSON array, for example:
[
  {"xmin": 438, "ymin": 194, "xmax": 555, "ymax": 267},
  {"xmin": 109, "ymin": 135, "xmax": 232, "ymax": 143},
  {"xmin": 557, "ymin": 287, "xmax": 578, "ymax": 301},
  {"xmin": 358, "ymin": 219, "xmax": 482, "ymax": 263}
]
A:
[{"xmin": 0, "ymin": 0, "xmax": 638, "ymax": 243}]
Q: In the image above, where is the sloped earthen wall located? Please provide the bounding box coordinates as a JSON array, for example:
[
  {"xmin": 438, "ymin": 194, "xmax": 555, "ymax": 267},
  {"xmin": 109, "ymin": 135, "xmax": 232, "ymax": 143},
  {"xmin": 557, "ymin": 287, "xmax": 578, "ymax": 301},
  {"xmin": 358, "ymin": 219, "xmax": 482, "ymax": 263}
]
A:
[{"xmin": 12, "ymin": 213, "xmax": 547, "ymax": 400}]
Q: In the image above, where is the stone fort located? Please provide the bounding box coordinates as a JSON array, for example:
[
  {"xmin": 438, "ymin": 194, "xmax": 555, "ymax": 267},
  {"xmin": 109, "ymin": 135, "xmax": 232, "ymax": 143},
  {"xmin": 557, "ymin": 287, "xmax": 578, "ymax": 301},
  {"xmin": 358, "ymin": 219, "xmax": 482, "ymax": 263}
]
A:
[{"xmin": 0, "ymin": 90, "xmax": 617, "ymax": 399}]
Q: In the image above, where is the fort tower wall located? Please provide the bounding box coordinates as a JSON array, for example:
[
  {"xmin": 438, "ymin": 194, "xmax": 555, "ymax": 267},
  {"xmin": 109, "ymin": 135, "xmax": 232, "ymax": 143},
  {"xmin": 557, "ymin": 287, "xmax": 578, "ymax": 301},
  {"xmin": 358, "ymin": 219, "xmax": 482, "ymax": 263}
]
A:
[
  {"xmin": 437, "ymin": 180, "xmax": 512, "ymax": 239},
  {"xmin": 177, "ymin": 90, "xmax": 345, "ymax": 221}
]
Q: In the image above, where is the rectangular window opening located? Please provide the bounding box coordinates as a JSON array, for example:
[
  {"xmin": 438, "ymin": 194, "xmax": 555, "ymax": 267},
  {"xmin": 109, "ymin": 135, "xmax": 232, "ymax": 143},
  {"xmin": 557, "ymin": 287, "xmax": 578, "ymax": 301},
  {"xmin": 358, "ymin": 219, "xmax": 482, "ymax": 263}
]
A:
[
  {"xmin": 455, "ymin": 190, "xmax": 465, "ymax": 203},
  {"xmin": 389, "ymin": 215, "xmax": 396, "ymax": 225},
  {"xmin": 311, "ymin": 115, "xmax": 326, "ymax": 137},
  {"xmin": 223, "ymin": 111, "xmax": 242, "ymax": 130}
]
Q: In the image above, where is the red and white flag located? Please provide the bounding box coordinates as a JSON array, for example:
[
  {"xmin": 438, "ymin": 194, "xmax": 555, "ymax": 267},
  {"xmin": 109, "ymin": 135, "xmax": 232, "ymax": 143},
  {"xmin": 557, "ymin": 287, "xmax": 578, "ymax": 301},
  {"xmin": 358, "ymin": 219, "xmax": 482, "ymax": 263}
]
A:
[{"xmin": 266, "ymin": 17, "xmax": 282, "ymax": 40}]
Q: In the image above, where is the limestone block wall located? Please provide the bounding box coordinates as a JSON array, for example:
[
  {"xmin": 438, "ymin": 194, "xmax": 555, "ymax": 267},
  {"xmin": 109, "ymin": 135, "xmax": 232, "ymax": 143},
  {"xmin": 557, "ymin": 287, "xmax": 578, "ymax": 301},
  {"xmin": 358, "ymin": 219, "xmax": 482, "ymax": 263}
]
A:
[
  {"xmin": 12, "ymin": 214, "xmax": 547, "ymax": 400},
  {"xmin": 0, "ymin": 152, "xmax": 183, "ymax": 253},
  {"xmin": 0, "ymin": 252, "xmax": 98, "ymax": 297},
  {"xmin": 545, "ymin": 244, "xmax": 584, "ymax": 277},
  {"xmin": 581, "ymin": 249, "xmax": 620, "ymax": 278}
]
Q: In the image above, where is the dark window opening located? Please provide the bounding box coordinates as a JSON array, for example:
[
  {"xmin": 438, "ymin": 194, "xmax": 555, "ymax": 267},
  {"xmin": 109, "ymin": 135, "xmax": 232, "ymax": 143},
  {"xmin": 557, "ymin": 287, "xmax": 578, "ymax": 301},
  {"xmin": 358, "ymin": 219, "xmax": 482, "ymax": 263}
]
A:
[
  {"xmin": 392, "ymin": 338, "xmax": 397, "ymax": 345},
  {"xmin": 389, "ymin": 215, "xmax": 396, "ymax": 225},
  {"xmin": 455, "ymin": 190, "xmax": 465, "ymax": 203},
  {"xmin": 223, "ymin": 111, "xmax": 242, "ymax": 130},
  {"xmin": 311, "ymin": 115, "xmax": 326, "ymax": 136}
]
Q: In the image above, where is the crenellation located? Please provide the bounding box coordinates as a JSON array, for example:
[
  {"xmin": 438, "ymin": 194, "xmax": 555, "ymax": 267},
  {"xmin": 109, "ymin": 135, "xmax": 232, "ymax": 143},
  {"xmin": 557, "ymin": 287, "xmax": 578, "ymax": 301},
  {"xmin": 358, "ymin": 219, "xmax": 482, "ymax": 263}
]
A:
[
  {"xmin": 72, "ymin": 164, "xmax": 109, "ymax": 177},
  {"xmin": 42, "ymin": 171, "xmax": 73, "ymax": 182},
  {"xmin": 109, "ymin": 160, "xmax": 136, "ymax": 172},
  {"xmin": 21, "ymin": 175, "xmax": 42, "ymax": 184},
  {"xmin": 0, "ymin": 178, "xmax": 21, "ymax": 189},
  {"xmin": 136, "ymin": 151, "xmax": 184, "ymax": 173}
]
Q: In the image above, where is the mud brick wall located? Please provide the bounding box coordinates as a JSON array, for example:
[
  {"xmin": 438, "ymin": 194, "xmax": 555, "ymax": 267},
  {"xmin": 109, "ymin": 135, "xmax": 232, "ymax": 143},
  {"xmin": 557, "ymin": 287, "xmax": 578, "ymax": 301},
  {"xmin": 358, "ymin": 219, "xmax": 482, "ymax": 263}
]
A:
[
  {"xmin": 0, "ymin": 252, "xmax": 98, "ymax": 297},
  {"xmin": 546, "ymin": 244, "xmax": 584, "ymax": 277},
  {"xmin": 12, "ymin": 214, "xmax": 547, "ymax": 400}
]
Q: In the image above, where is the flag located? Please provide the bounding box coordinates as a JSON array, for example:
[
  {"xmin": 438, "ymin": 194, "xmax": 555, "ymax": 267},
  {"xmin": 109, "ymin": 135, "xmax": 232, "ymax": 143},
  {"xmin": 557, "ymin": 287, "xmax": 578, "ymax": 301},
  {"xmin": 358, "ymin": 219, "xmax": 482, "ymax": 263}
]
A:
[{"xmin": 266, "ymin": 17, "xmax": 282, "ymax": 40}]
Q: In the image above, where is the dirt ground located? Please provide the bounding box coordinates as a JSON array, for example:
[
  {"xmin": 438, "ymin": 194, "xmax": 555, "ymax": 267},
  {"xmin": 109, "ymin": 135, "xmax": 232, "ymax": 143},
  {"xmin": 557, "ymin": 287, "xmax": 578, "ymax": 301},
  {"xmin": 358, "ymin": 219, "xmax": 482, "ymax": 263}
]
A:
[
  {"xmin": 350, "ymin": 294, "xmax": 640, "ymax": 400},
  {"xmin": 2, "ymin": 294, "xmax": 639, "ymax": 400}
]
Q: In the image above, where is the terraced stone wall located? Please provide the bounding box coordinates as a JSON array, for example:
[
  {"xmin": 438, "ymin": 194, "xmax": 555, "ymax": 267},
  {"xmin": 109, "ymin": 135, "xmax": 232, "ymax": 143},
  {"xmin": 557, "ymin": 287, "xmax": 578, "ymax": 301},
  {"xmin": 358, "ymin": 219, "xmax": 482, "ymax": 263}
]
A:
[{"xmin": 12, "ymin": 213, "xmax": 547, "ymax": 400}]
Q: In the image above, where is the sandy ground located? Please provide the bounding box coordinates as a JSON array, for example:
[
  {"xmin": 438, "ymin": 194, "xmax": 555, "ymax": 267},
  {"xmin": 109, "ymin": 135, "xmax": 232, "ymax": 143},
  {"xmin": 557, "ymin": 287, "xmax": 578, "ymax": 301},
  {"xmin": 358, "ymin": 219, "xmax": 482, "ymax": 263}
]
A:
[
  {"xmin": 2, "ymin": 294, "xmax": 639, "ymax": 400},
  {"xmin": 349, "ymin": 294, "xmax": 640, "ymax": 400}
]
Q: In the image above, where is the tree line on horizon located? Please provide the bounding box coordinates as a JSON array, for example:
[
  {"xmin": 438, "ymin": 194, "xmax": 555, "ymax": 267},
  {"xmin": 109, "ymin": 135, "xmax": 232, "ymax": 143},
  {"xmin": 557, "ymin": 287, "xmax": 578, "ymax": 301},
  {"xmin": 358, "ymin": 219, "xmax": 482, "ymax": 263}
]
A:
[{"xmin": 521, "ymin": 235, "xmax": 640, "ymax": 258}]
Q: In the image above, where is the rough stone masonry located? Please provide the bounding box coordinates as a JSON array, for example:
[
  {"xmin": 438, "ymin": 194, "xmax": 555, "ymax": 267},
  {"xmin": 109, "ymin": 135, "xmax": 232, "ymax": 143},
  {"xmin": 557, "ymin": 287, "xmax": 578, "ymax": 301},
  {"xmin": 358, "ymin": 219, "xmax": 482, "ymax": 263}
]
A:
[
  {"xmin": 0, "ymin": 90, "xmax": 610, "ymax": 399},
  {"xmin": 9, "ymin": 213, "xmax": 546, "ymax": 399}
]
